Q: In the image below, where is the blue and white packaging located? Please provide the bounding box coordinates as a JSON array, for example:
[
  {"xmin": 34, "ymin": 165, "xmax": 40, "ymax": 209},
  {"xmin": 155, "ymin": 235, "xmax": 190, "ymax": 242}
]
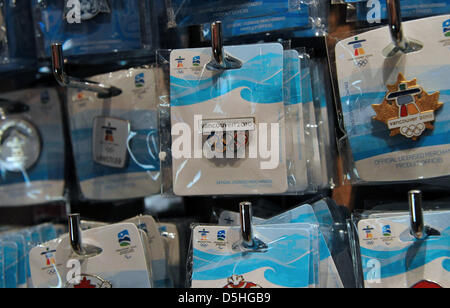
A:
[
  {"xmin": 32, "ymin": 0, "xmax": 154, "ymax": 58},
  {"xmin": 1, "ymin": 240, "xmax": 18, "ymax": 288},
  {"xmin": 335, "ymin": 15, "xmax": 450, "ymax": 183},
  {"xmin": 262, "ymin": 204, "xmax": 344, "ymax": 288},
  {"xmin": 30, "ymin": 223, "xmax": 152, "ymax": 288},
  {"xmin": 191, "ymin": 223, "xmax": 319, "ymax": 288},
  {"xmin": 124, "ymin": 215, "xmax": 168, "ymax": 288},
  {"xmin": 0, "ymin": 0, "xmax": 36, "ymax": 72},
  {"xmin": 0, "ymin": 88, "xmax": 65, "ymax": 206},
  {"xmin": 67, "ymin": 68, "xmax": 160, "ymax": 201},
  {"xmin": 169, "ymin": 43, "xmax": 288, "ymax": 196},
  {"xmin": 353, "ymin": 211, "xmax": 450, "ymax": 288},
  {"xmin": 284, "ymin": 50, "xmax": 309, "ymax": 192},
  {"xmin": 0, "ymin": 234, "xmax": 27, "ymax": 288},
  {"xmin": 356, "ymin": 0, "xmax": 450, "ymax": 23}
]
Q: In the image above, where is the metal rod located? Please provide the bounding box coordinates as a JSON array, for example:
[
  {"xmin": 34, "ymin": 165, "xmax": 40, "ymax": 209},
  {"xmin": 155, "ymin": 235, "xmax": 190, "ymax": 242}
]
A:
[
  {"xmin": 386, "ymin": 0, "xmax": 408, "ymax": 52},
  {"xmin": 408, "ymin": 190, "xmax": 426, "ymax": 240},
  {"xmin": 207, "ymin": 21, "xmax": 242, "ymax": 70},
  {"xmin": 239, "ymin": 201, "xmax": 254, "ymax": 248},
  {"xmin": 51, "ymin": 43, "xmax": 121, "ymax": 98},
  {"xmin": 68, "ymin": 214, "xmax": 86, "ymax": 256},
  {"xmin": 211, "ymin": 21, "xmax": 225, "ymax": 68}
]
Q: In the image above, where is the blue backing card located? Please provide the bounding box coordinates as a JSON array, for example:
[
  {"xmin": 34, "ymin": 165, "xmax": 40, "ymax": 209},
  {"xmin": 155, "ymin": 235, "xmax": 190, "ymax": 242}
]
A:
[
  {"xmin": 0, "ymin": 235, "xmax": 26, "ymax": 287},
  {"xmin": 32, "ymin": 0, "xmax": 145, "ymax": 58},
  {"xmin": 0, "ymin": 0, "xmax": 36, "ymax": 73},
  {"xmin": 2, "ymin": 241, "xmax": 18, "ymax": 288}
]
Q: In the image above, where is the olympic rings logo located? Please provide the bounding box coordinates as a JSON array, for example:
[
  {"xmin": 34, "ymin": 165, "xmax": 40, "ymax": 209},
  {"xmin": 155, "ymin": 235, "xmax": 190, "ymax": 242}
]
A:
[{"xmin": 400, "ymin": 123, "xmax": 426, "ymax": 138}]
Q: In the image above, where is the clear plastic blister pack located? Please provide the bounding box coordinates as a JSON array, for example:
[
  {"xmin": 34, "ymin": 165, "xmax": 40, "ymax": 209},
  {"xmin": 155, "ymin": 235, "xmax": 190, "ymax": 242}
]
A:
[
  {"xmin": 157, "ymin": 42, "xmax": 336, "ymax": 196},
  {"xmin": 0, "ymin": 0, "xmax": 36, "ymax": 72},
  {"xmin": 31, "ymin": 0, "xmax": 156, "ymax": 59},
  {"xmin": 0, "ymin": 223, "xmax": 59, "ymax": 288},
  {"xmin": 188, "ymin": 222, "xmax": 320, "ymax": 288},
  {"xmin": 161, "ymin": 43, "xmax": 289, "ymax": 196},
  {"xmin": 0, "ymin": 88, "xmax": 65, "ymax": 207},
  {"xmin": 354, "ymin": 0, "xmax": 450, "ymax": 24},
  {"xmin": 348, "ymin": 209, "xmax": 450, "ymax": 288},
  {"xmin": 30, "ymin": 222, "xmax": 153, "ymax": 288},
  {"xmin": 209, "ymin": 197, "xmax": 354, "ymax": 288},
  {"xmin": 67, "ymin": 67, "xmax": 161, "ymax": 201},
  {"xmin": 330, "ymin": 15, "xmax": 450, "ymax": 185},
  {"xmin": 165, "ymin": 0, "xmax": 329, "ymax": 40}
]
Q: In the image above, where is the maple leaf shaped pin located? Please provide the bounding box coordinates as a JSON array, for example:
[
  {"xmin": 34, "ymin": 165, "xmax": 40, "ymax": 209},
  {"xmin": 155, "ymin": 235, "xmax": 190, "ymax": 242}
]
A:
[{"xmin": 372, "ymin": 73, "xmax": 443, "ymax": 141}]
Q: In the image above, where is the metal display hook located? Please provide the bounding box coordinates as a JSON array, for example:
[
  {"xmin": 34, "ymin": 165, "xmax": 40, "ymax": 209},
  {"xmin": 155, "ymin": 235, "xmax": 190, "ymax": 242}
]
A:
[
  {"xmin": 383, "ymin": 0, "xmax": 423, "ymax": 57},
  {"xmin": 206, "ymin": 21, "xmax": 242, "ymax": 71},
  {"xmin": 233, "ymin": 201, "xmax": 268, "ymax": 252},
  {"xmin": 51, "ymin": 43, "xmax": 122, "ymax": 99},
  {"xmin": 68, "ymin": 214, "xmax": 102, "ymax": 257},
  {"xmin": 408, "ymin": 190, "xmax": 427, "ymax": 240},
  {"xmin": 407, "ymin": 190, "xmax": 440, "ymax": 240}
]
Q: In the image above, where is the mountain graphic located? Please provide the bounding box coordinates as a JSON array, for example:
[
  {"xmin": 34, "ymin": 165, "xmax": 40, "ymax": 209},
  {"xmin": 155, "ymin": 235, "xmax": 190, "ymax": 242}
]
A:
[{"xmin": 118, "ymin": 230, "xmax": 131, "ymax": 247}]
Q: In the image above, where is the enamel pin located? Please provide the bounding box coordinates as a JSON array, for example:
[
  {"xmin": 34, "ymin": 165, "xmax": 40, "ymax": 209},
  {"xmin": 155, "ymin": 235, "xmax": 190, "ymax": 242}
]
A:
[{"xmin": 372, "ymin": 73, "xmax": 443, "ymax": 140}]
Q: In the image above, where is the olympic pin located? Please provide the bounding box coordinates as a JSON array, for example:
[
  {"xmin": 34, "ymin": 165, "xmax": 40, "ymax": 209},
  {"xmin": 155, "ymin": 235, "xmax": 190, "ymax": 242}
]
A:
[{"xmin": 372, "ymin": 73, "xmax": 443, "ymax": 140}]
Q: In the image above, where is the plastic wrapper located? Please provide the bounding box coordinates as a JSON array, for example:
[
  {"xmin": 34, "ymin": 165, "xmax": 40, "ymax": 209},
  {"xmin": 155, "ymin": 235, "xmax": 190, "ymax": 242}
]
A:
[
  {"xmin": 158, "ymin": 42, "xmax": 336, "ymax": 195},
  {"xmin": 166, "ymin": 0, "xmax": 328, "ymax": 39},
  {"xmin": 329, "ymin": 15, "xmax": 450, "ymax": 185},
  {"xmin": 300, "ymin": 52, "xmax": 323, "ymax": 191},
  {"xmin": 348, "ymin": 209, "xmax": 450, "ymax": 288},
  {"xmin": 161, "ymin": 43, "xmax": 290, "ymax": 196},
  {"xmin": 354, "ymin": 0, "xmax": 450, "ymax": 24},
  {"xmin": 0, "ymin": 5, "xmax": 8, "ymax": 65},
  {"xmin": 79, "ymin": 215, "xmax": 178, "ymax": 288},
  {"xmin": 30, "ymin": 222, "xmax": 153, "ymax": 288},
  {"xmin": 0, "ymin": 0, "xmax": 36, "ymax": 72},
  {"xmin": 67, "ymin": 67, "xmax": 161, "ymax": 201},
  {"xmin": 32, "ymin": 0, "xmax": 156, "ymax": 60},
  {"xmin": 0, "ymin": 223, "xmax": 58, "ymax": 288},
  {"xmin": 310, "ymin": 57, "xmax": 338, "ymax": 189},
  {"xmin": 158, "ymin": 222, "xmax": 181, "ymax": 287},
  {"xmin": 0, "ymin": 240, "xmax": 18, "ymax": 288},
  {"xmin": 188, "ymin": 222, "xmax": 320, "ymax": 288},
  {"xmin": 0, "ymin": 88, "xmax": 65, "ymax": 206}
]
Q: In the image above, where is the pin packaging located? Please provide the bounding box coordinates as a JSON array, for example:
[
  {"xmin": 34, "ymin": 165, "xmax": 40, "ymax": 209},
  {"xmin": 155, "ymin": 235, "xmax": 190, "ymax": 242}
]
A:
[
  {"xmin": 334, "ymin": 15, "xmax": 450, "ymax": 183},
  {"xmin": 67, "ymin": 68, "xmax": 160, "ymax": 201},
  {"xmin": 168, "ymin": 43, "xmax": 288, "ymax": 196},
  {"xmin": 284, "ymin": 50, "xmax": 309, "ymax": 192},
  {"xmin": 123, "ymin": 216, "xmax": 168, "ymax": 288},
  {"xmin": 0, "ymin": 88, "xmax": 65, "ymax": 206},
  {"xmin": 158, "ymin": 223, "xmax": 181, "ymax": 287},
  {"xmin": 30, "ymin": 223, "xmax": 152, "ymax": 288},
  {"xmin": 32, "ymin": 0, "xmax": 154, "ymax": 58},
  {"xmin": 350, "ymin": 210, "xmax": 450, "ymax": 288},
  {"xmin": 190, "ymin": 223, "xmax": 320, "ymax": 288}
]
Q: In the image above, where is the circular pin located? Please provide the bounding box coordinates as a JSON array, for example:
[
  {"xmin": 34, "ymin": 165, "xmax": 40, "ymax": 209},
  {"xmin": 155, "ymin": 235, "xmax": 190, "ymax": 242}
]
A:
[{"xmin": 0, "ymin": 118, "xmax": 41, "ymax": 172}]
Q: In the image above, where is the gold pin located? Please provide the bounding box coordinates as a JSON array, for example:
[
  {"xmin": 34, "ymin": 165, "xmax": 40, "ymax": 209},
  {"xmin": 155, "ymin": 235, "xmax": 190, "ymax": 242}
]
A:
[{"xmin": 372, "ymin": 73, "xmax": 443, "ymax": 141}]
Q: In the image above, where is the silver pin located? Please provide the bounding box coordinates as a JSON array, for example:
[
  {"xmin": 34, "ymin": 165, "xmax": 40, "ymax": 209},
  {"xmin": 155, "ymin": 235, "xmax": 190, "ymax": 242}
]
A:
[
  {"xmin": 233, "ymin": 201, "xmax": 267, "ymax": 252},
  {"xmin": 383, "ymin": 0, "xmax": 422, "ymax": 57},
  {"xmin": 51, "ymin": 43, "xmax": 122, "ymax": 98},
  {"xmin": 68, "ymin": 214, "xmax": 102, "ymax": 257},
  {"xmin": 0, "ymin": 100, "xmax": 41, "ymax": 173},
  {"xmin": 207, "ymin": 21, "xmax": 242, "ymax": 71}
]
